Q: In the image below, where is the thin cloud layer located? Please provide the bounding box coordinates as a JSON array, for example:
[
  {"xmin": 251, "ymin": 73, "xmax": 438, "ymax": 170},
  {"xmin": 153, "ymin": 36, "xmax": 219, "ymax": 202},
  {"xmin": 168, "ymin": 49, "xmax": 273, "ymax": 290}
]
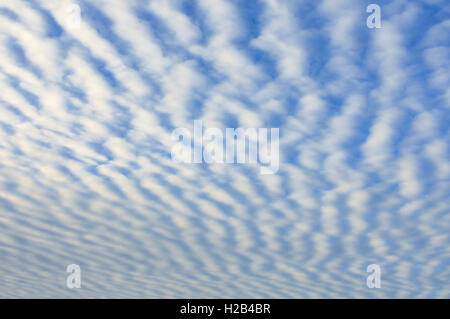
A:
[{"xmin": 0, "ymin": 0, "xmax": 448, "ymax": 298}]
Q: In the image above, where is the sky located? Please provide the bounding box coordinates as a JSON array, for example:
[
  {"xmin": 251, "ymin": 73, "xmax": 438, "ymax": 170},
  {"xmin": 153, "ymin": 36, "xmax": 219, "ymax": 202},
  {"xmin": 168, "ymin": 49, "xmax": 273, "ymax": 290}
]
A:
[{"xmin": 0, "ymin": 0, "xmax": 449, "ymax": 298}]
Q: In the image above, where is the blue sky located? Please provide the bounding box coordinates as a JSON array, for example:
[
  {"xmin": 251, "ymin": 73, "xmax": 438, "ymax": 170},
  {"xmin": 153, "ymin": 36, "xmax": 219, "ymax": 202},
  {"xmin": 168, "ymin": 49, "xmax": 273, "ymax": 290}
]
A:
[{"xmin": 0, "ymin": 0, "xmax": 448, "ymax": 298}]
